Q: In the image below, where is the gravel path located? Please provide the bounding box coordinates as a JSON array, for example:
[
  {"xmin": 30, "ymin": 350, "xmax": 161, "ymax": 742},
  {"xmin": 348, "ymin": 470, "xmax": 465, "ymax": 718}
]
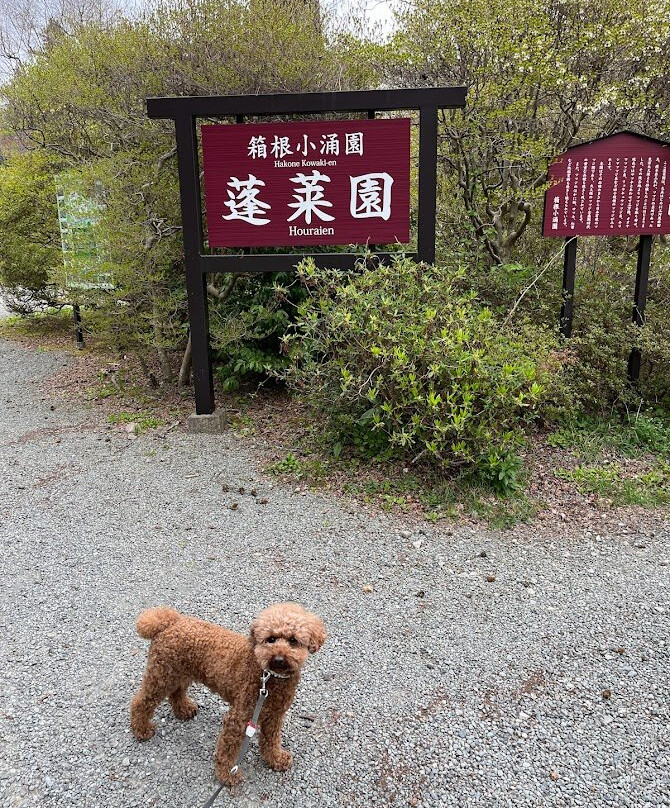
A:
[{"xmin": 1, "ymin": 337, "xmax": 669, "ymax": 808}]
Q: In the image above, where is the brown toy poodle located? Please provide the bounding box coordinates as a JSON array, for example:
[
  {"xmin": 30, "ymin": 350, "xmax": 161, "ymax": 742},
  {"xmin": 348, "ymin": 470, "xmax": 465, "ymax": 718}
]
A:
[{"xmin": 130, "ymin": 603, "xmax": 326, "ymax": 784}]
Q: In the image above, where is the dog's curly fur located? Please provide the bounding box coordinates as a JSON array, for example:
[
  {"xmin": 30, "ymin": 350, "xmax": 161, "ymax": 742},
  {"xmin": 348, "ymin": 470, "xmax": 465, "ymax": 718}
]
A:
[{"xmin": 130, "ymin": 603, "xmax": 326, "ymax": 784}]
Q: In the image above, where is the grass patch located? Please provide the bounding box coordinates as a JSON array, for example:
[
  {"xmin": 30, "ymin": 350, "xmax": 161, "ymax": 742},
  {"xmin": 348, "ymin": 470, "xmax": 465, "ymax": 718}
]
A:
[
  {"xmin": 412, "ymin": 473, "xmax": 537, "ymax": 529},
  {"xmin": 547, "ymin": 413, "xmax": 670, "ymax": 459},
  {"xmin": 266, "ymin": 448, "xmax": 537, "ymax": 528},
  {"xmin": 0, "ymin": 308, "xmax": 75, "ymax": 342},
  {"xmin": 107, "ymin": 410, "xmax": 165, "ymax": 433},
  {"xmin": 265, "ymin": 452, "xmax": 329, "ymax": 484},
  {"xmin": 555, "ymin": 462, "xmax": 670, "ymax": 507},
  {"xmin": 230, "ymin": 411, "xmax": 255, "ymax": 436},
  {"xmin": 266, "ymin": 452, "xmax": 303, "ymax": 475},
  {"xmin": 85, "ymin": 369, "xmax": 128, "ymax": 401},
  {"xmin": 462, "ymin": 490, "xmax": 538, "ymax": 530}
]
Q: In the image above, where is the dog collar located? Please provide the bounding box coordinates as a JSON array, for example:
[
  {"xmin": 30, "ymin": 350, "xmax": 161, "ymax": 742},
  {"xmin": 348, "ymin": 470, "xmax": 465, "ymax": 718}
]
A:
[{"xmin": 264, "ymin": 668, "xmax": 292, "ymax": 680}]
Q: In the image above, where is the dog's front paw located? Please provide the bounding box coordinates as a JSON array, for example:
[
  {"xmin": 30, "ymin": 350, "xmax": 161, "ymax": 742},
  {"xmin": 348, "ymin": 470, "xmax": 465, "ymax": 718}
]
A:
[
  {"xmin": 266, "ymin": 749, "xmax": 293, "ymax": 771},
  {"xmin": 131, "ymin": 722, "xmax": 156, "ymax": 741},
  {"xmin": 215, "ymin": 765, "xmax": 244, "ymax": 787}
]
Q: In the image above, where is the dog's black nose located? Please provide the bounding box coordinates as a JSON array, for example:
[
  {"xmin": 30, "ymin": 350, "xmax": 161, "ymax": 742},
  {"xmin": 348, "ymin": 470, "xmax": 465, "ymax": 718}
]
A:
[{"xmin": 272, "ymin": 655, "xmax": 285, "ymax": 665}]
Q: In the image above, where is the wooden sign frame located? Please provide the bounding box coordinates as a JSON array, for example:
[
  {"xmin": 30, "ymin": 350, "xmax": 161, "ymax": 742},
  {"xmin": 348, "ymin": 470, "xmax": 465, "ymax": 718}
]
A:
[{"xmin": 147, "ymin": 87, "xmax": 467, "ymax": 415}]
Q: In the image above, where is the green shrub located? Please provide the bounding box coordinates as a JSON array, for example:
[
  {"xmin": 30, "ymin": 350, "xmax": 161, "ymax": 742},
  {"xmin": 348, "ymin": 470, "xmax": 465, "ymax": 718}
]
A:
[
  {"xmin": 470, "ymin": 449, "xmax": 526, "ymax": 495},
  {"xmin": 281, "ymin": 257, "xmax": 566, "ymax": 476},
  {"xmin": 209, "ymin": 273, "xmax": 306, "ymax": 391},
  {"xmin": 0, "ymin": 151, "xmax": 62, "ymax": 312},
  {"xmin": 468, "ymin": 238, "xmax": 670, "ymax": 416},
  {"xmin": 561, "ymin": 262, "xmax": 639, "ymax": 412}
]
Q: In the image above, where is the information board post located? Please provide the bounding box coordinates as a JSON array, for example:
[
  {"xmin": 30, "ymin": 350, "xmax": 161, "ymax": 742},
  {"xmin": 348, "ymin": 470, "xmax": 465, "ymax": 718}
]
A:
[
  {"xmin": 418, "ymin": 104, "xmax": 438, "ymax": 265},
  {"xmin": 560, "ymin": 236, "xmax": 577, "ymax": 338},
  {"xmin": 174, "ymin": 114, "xmax": 214, "ymax": 415},
  {"xmin": 73, "ymin": 303, "xmax": 85, "ymax": 349},
  {"xmin": 627, "ymin": 234, "xmax": 653, "ymax": 382},
  {"xmin": 147, "ymin": 88, "xmax": 467, "ymax": 418},
  {"xmin": 543, "ymin": 131, "xmax": 670, "ymax": 387}
]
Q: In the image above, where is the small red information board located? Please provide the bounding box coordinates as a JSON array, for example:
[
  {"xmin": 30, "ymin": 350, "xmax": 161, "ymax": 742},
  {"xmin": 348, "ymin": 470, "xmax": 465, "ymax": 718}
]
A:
[
  {"xmin": 201, "ymin": 118, "xmax": 411, "ymax": 248},
  {"xmin": 543, "ymin": 132, "xmax": 670, "ymax": 238}
]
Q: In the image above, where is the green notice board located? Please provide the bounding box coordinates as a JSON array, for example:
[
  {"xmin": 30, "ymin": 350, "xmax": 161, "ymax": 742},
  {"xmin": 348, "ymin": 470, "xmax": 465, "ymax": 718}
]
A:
[{"xmin": 55, "ymin": 174, "xmax": 112, "ymax": 290}]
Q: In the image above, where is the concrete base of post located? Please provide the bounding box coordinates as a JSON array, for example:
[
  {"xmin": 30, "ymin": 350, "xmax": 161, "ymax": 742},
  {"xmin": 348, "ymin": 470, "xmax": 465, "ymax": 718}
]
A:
[{"xmin": 187, "ymin": 410, "xmax": 228, "ymax": 434}]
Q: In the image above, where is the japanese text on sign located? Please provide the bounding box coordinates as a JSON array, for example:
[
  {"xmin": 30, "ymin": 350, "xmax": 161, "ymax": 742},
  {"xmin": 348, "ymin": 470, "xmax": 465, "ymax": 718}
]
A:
[
  {"xmin": 543, "ymin": 132, "xmax": 670, "ymax": 238},
  {"xmin": 201, "ymin": 118, "xmax": 411, "ymax": 247}
]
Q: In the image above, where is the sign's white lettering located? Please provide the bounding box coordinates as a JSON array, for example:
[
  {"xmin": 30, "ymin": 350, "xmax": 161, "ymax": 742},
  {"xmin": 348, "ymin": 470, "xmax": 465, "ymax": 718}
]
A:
[
  {"xmin": 222, "ymin": 175, "xmax": 271, "ymax": 225},
  {"xmin": 350, "ymin": 173, "xmax": 394, "ymax": 220},
  {"xmin": 247, "ymin": 131, "xmax": 366, "ymax": 161},
  {"xmin": 271, "ymin": 136, "xmax": 293, "ymax": 159},
  {"xmin": 345, "ymin": 132, "xmax": 364, "ymax": 156},
  {"xmin": 320, "ymin": 133, "xmax": 339, "ymax": 156},
  {"xmin": 287, "ymin": 170, "xmax": 335, "ymax": 224},
  {"xmin": 247, "ymin": 136, "xmax": 267, "ymax": 159}
]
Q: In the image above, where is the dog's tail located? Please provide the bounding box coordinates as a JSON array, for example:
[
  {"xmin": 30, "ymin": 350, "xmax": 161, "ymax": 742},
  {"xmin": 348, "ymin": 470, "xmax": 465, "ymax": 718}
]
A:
[{"xmin": 136, "ymin": 607, "xmax": 181, "ymax": 640}]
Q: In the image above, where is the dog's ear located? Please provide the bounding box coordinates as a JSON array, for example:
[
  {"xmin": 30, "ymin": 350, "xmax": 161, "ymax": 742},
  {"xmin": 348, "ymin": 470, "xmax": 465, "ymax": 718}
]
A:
[
  {"xmin": 249, "ymin": 616, "xmax": 261, "ymax": 647},
  {"xmin": 307, "ymin": 615, "xmax": 326, "ymax": 654}
]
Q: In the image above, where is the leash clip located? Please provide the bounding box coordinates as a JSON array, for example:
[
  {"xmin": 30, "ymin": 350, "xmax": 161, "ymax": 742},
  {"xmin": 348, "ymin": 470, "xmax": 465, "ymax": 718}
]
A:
[{"xmin": 260, "ymin": 669, "xmax": 272, "ymax": 696}]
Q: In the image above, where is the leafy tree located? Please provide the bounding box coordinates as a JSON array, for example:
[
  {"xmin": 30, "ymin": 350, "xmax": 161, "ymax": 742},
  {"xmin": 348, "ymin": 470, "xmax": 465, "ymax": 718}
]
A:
[
  {"xmin": 385, "ymin": 0, "xmax": 670, "ymax": 264},
  {"xmin": 0, "ymin": 0, "xmax": 123, "ymax": 80},
  {"xmin": 0, "ymin": 150, "xmax": 61, "ymax": 312},
  {"xmin": 0, "ymin": 0, "xmax": 377, "ymax": 382}
]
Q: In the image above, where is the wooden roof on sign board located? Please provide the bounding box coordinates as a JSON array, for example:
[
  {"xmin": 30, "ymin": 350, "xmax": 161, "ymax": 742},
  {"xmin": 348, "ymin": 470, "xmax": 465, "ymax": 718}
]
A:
[{"xmin": 556, "ymin": 130, "xmax": 670, "ymax": 158}]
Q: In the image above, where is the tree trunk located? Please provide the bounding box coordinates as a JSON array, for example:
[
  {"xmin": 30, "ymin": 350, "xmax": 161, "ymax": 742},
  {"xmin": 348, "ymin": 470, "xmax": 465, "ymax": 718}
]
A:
[
  {"xmin": 178, "ymin": 332, "xmax": 192, "ymax": 387},
  {"xmin": 177, "ymin": 275, "xmax": 237, "ymax": 388},
  {"xmin": 151, "ymin": 300, "xmax": 173, "ymax": 385}
]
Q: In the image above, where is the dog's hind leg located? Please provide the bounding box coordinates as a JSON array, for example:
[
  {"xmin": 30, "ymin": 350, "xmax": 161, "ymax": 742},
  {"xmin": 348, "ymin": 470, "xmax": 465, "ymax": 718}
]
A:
[
  {"xmin": 130, "ymin": 672, "xmax": 169, "ymax": 741},
  {"xmin": 168, "ymin": 681, "xmax": 198, "ymax": 721}
]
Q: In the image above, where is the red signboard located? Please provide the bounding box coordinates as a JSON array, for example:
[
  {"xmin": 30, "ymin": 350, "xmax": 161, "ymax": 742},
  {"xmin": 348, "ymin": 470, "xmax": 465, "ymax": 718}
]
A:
[
  {"xmin": 543, "ymin": 132, "xmax": 670, "ymax": 237},
  {"xmin": 201, "ymin": 118, "xmax": 411, "ymax": 248}
]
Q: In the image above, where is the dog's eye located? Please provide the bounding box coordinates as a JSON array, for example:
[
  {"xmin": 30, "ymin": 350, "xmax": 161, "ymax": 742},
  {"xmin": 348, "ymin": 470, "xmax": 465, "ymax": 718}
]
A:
[
  {"xmin": 266, "ymin": 637, "xmax": 276, "ymax": 644},
  {"xmin": 288, "ymin": 637, "xmax": 299, "ymax": 647}
]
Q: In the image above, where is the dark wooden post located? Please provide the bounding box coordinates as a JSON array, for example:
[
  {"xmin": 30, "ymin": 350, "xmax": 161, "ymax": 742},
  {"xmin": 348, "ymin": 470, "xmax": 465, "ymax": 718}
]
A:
[
  {"xmin": 559, "ymin": 236, "xmax": 577, "ymax": 338},
  {"xmin": 174, "ymin": 114, "xmax": 215, "ymax": 415},
  {"xmin": 627, "ymin": 235, "xmax": 653, "ymax": 383},
  {"xmin": 73, "ymin": 303, "xmax": 85, "ymax": 349},
  {"xmin": 418, "ymin": 104, "xmax": 438, "ymax": 265}
]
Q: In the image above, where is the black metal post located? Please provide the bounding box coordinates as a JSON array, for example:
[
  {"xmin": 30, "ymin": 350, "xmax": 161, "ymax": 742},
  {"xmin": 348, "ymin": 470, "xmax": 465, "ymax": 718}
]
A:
[
  {"xmin": 174, "ymin": 114, "xmax": 215, "ymax": 414},
  {"xmin": 73, "ymin": 303, "xmax": 85, "ymax": 349},
  {"xmin": 418, "ymin": 105, "xmax": 438, "ymax": 264},
  {"xmin": 627, "ymin": 235, "xmax": 653, "ymax": 383},
  {"xmin": 560, "ymin": 237, "xmax": 577, "ymax": 338}
]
